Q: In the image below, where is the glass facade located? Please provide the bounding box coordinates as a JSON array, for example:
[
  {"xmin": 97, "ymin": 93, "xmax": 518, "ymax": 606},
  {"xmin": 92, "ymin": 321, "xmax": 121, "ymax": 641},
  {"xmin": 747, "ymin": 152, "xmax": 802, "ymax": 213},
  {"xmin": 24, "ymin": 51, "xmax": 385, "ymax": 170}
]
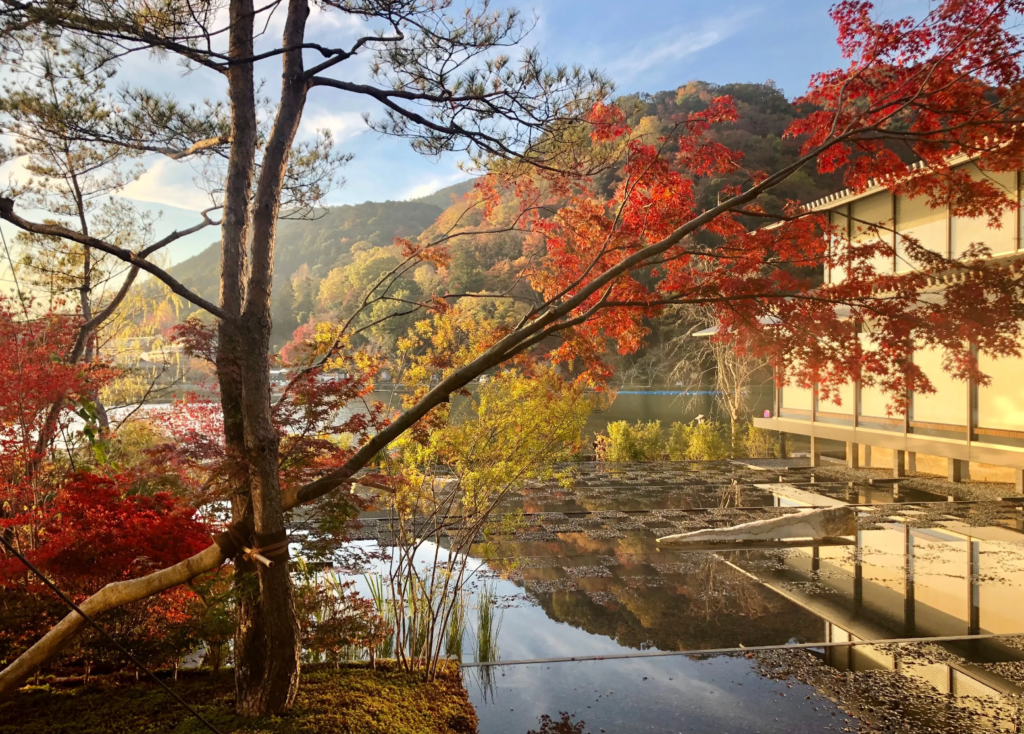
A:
[{"xmin": 977, "ymin": 349, "xmax": 1024, "ymax": 431}]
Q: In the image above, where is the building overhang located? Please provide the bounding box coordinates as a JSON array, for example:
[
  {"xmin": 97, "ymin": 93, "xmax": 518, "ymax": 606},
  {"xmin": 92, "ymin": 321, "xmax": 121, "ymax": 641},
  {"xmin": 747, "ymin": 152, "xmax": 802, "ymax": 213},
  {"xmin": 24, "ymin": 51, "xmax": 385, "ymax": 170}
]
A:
[{"xmin": 754, "ymin": 416, "xmax": 1024, "ymax": 471}]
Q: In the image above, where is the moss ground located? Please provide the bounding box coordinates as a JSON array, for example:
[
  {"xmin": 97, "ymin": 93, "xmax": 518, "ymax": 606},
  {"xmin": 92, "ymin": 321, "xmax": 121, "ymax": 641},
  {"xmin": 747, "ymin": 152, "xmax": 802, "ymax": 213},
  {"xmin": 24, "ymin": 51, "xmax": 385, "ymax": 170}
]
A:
[{"xmin": 0, "ymin": 662, "xmax": 478, "ymax": 734}]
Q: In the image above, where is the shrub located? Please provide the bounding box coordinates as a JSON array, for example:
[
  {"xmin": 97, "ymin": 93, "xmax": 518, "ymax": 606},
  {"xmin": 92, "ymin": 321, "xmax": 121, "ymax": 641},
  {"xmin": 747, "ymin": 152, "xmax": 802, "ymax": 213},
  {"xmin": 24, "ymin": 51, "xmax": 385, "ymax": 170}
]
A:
[
  {"xmin": 742, "ymin": 422, "xmax": 779, "ymax": 459},
  {"xmin": 668, "ymin": 420, "xmax": 730, "ymax": 461},
  {"xmin": 598, "ymin": 420, "xmax": 663, "ymax": 462},
  {"xmin": 666, "ymin": 422, "xmax": 689, "ymax": 461}
]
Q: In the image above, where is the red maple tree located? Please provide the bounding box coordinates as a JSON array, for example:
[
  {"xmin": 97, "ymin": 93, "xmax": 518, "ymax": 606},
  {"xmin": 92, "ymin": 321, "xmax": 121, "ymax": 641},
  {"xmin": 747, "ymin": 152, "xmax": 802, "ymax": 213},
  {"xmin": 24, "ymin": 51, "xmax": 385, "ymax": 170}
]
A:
[{"xmin": 4, "ymin": 0, "xmax": 1024, "ymax": 707}]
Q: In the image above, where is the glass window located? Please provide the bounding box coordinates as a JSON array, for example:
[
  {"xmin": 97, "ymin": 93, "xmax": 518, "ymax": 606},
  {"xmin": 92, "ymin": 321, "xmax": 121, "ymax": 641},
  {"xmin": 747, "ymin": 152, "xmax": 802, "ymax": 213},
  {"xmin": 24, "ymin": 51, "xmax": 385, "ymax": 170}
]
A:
[
  {"xmin": 978, "ymin": 347, "xmax": 1024, "ymax": 431},
  {"xmin": 859, "ymin": 332, "xmax": 897, "ymax": 418},
  {"xmin": 828, "ymin": 206, "xmax": 850, "ymax": 285},
  {"xmin": 819, "ymin": 381, "xmax": 855, "ymax": 414},
  {"xmin": 782, "ymin": 383, "xmax": 813, "ymax": 411}
]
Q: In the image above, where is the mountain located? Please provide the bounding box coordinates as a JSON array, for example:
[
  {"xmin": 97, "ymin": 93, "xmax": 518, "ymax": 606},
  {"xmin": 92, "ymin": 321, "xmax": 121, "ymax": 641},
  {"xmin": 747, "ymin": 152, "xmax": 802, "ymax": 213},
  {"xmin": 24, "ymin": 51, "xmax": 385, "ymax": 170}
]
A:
[
  {"xmin": 169, "ymin": 200, "xmax": 446, "ymax": 299},
  {"xmin": 161, "ymin": 83, "xmax": 845, "ymax": 352},
  {"xmin": 410, "ymin": 179, "xmax": 475, "ymax": 208}
]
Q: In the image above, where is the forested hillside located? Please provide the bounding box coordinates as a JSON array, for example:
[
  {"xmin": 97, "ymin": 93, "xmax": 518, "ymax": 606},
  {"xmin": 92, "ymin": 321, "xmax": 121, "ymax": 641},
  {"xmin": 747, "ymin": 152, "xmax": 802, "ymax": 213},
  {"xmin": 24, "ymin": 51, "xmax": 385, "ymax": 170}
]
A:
[
  {"xmin": 164, "ymin": 82, "xmax": 843, "ymax": 353},
  {"xmin": 166, "ymin": 183, "xmax": 470, "ymax": 346}
]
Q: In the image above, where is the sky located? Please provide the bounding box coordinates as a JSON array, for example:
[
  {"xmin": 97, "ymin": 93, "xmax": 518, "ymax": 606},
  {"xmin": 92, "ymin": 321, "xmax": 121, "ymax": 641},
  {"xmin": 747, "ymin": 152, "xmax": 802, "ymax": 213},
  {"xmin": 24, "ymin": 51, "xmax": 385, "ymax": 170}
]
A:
[{"xmin": 0, "ymin": 0, "xmax": 933, "ymax": 270}]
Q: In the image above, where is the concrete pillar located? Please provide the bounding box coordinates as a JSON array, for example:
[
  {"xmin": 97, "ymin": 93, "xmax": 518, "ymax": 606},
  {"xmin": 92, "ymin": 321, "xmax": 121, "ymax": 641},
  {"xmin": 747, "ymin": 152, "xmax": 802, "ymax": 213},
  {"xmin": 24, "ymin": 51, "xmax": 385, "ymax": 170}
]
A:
[
  {"xmin": 893, "ymin": 450, "xmax": 906, "ymax": 478},
  {"xmin": 864, "ymin": 445, "xmax": 872, "ymax": 468},
  {"xmin": 1015, "ymin": 469, "xmax": 1023, "ymax": 495},
  {"xmin": 810, "ymin": 436, "xmax": 821, "ymax": 468},
  {"xmin": 778, "ymin": 432, "xmax": 787, "ymax": 459},
  {"xmin": 846, "ymin": 442, "xmax": 859, "ymax": 469},
  {"xmin": 907, "ymin": 452, "xmax": 917, "ymax": 473},
  {"xmin": 948, "ymin": 458, "xmax": 969, "ymax": 483}
]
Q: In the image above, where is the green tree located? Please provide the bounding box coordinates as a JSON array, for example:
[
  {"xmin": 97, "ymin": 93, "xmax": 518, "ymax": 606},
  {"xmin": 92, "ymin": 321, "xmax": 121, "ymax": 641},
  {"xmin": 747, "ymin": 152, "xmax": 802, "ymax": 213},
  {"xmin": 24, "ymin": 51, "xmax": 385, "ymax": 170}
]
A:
[
  {"xmin": 271, "ymin": 274, "xmax": 297, "ymax": 350},
  {"xmin": 0, "ymin": 0, "xmax": 610, "ymax": 714}
]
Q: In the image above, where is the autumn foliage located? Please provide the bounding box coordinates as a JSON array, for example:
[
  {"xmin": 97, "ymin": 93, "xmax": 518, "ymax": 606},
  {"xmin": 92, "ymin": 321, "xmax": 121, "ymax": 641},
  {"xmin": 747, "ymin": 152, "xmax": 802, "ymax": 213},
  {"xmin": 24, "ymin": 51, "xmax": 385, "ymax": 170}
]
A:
[
  {"xmin": 400, "ymin": 0, "xmax": 1024, "ymax": 412},
  {"xmin": 0, "ymin": 473, "xmax": 211, "ymax": 589},
  {"xmin": 5, "ymin": 0, "xmax": 1024, "ymax": 697}
]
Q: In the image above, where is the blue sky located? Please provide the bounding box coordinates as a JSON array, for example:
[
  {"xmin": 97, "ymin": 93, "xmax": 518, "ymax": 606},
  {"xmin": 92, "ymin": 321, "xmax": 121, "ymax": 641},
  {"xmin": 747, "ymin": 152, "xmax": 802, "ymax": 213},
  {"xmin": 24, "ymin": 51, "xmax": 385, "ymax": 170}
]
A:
[{"xmin": 0, "ymin": 0, "xmax": 933, "ymax": 267}]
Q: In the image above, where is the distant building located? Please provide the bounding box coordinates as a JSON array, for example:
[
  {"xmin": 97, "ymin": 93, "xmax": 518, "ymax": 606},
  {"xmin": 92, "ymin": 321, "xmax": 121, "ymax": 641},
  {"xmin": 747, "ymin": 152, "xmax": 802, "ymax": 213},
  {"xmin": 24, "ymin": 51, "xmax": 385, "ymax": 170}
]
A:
[{"xmin": 753, "ymin": 164, "xmax": 1024, "ymax": 490}]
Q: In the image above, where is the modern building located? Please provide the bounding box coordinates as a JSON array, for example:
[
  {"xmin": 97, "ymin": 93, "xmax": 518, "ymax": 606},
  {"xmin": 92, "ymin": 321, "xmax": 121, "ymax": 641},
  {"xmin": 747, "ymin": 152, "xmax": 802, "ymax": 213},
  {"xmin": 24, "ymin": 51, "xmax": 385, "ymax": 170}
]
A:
[{"xmin": 753, "ymin": 164, "xmax": 1024, "ymax": 490}]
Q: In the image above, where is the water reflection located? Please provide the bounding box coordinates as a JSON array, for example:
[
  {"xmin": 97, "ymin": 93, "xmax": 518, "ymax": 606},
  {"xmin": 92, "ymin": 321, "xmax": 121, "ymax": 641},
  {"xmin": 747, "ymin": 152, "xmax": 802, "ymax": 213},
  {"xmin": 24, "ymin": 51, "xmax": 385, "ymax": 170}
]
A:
[
  {"xmin": 345, "ymin": 462, "xmax": 1024, "ymax": 732},
  {"xmin": 473, "ymin": 656, "xmax": 854, "ymax": 734}
]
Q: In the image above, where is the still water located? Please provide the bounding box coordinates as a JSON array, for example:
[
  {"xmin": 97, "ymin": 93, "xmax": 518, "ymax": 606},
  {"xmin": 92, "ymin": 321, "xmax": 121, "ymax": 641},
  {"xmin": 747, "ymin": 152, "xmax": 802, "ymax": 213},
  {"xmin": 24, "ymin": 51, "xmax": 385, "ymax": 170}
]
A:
[
  {"xmin": 369, "ymin": 385, "xmax": 773, "ymax": 441},
  {"xmin": 347, "ymin": 462, "xmax": 1024, "ymax": 733}
]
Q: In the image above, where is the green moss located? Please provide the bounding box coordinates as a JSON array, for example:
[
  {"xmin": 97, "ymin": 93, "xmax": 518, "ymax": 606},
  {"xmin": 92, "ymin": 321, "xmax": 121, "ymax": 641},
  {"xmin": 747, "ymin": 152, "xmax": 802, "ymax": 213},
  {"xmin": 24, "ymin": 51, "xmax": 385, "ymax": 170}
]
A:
[{"xmin": 0, "ymin": 662, "xmax": 477, "ymax": 734}]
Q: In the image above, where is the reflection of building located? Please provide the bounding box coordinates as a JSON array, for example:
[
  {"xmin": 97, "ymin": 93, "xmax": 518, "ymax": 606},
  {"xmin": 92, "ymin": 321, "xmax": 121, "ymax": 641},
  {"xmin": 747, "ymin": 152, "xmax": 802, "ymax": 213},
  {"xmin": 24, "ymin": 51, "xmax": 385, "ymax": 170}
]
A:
[
  {"xmin": 753, "ymin": 170, "xmax": 1024, "ymax": 489},
  {"xmin": 731, "ymin": 505, "xmax": 1024, "ymax": 717}
]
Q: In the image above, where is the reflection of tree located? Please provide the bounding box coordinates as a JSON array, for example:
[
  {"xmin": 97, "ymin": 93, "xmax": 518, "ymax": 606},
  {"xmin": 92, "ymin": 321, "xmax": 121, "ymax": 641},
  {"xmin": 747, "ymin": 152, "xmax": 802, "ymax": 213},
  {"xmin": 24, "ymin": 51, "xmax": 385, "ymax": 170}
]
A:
[
  {"xmin": 527, "ymin": 712, "xmax": 587, "ymax": 734},
  {"xmin": 488, "ymin": 529, "xmax": 821, "ymax": 651},
  {"xmin": 690, "ymin": 555, "xmax": 773, "ymax": 622}
]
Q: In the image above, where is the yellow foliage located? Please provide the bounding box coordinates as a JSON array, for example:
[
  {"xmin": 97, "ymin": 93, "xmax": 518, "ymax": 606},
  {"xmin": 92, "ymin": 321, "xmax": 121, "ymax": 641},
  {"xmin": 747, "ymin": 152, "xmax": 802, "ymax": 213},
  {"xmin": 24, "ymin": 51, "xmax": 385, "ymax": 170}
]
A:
[{"xmin": 388, "ymin": 368, "xmax": 592, "ymax": 517}]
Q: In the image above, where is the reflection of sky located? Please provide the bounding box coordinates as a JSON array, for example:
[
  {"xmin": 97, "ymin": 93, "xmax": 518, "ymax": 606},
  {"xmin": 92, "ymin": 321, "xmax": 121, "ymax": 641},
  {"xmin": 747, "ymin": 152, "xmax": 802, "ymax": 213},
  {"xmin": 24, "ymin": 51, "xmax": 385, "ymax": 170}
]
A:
[
  {"xmin": 468, "ymin": 656, "xmax": 853, "ymax": 734},
  {"xmin": 341, "ymin": 538, "xmax": 854, "ymax": 732},
  {"xmin": 338, "ymin": 466, "xmax": 1024, "ymax": 731}
]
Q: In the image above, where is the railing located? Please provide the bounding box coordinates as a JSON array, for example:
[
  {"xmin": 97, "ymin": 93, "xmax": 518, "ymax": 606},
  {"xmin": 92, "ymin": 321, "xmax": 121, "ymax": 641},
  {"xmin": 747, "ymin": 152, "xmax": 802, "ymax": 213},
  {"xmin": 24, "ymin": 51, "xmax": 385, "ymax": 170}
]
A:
[{"xmin": 909, "ymin": 420, "xmax": 967, "ymax": 433}]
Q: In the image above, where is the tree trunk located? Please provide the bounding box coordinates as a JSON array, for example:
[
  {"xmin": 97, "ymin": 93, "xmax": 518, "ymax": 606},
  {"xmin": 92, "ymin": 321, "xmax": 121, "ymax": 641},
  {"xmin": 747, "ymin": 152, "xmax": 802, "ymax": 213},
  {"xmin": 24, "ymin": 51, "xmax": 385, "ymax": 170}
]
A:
[
  {"xmin": 234, "ymin": 316, "xmax": 301, "ymax": 716},
  {"xmin": 228, "ymin": 0, "xmax": 308, "ymax": 714},
  {"xmin": 218, "ymin": 0, "xmax": 286, "ymax": 715},
  {"xmin": 731, "ymin": 414, "xmax": 741, "ymax": 458}
]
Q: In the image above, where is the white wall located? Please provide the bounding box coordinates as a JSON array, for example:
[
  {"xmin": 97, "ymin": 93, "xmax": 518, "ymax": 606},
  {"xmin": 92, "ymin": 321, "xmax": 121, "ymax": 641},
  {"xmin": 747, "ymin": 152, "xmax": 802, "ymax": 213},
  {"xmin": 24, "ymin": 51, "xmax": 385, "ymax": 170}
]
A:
[
  {"xmin": 978, "ymin": 349, "xmax": 1024, "ymax": 431},
  {"xmin": 912, "ymin": 345, "xmax": 968, "ymax": 425},
  {"xmin": 950, "ymin": 164, "xmax": 1016, "ymax": 258},
  {"xmin": 896, "ymin": 192, "xmax": 948, "ymax": 271}
]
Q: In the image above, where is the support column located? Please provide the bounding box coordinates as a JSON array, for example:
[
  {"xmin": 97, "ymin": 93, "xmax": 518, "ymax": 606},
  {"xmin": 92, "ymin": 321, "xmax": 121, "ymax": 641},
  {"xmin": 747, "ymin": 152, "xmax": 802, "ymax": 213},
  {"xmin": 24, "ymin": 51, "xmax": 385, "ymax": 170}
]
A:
[
  {"xmin": 893, "ymin": 449, "xmax": 906, "ymax": 478},
  {"xmin": 904, "ymin": 525, "xmax": 916, "ymax": 636},
  {"xmin": 863, "ymin": 445, "xmax": 872, "ymax": 468},
  {"xmin": 1015, "ymin": 469, "xmax": 1023, "ymax": 495},
  {"xmin": 778, "ymin": 432, "xmax": 787, "ymax": 459},
  {"xmin": 968, "ymin": 539, "xmax": 980, "ymax": 636},
  {"xmin": 907, "ymin": 452, "xmax": 916, "ymax": 473},
  {"xmin": 846, "ymin": 442, "xmax": 859, "ymax": 469},
  {"xmin": 810, "ymin": 435, "xmax": 821, "ymax": 468},
  {"xmin": 948, "ymin": 458, "xmax": 969, "ymax": 483},
  {"xmin": 854, "ymin": 529, "xmax": 863, "ymax": 609}
]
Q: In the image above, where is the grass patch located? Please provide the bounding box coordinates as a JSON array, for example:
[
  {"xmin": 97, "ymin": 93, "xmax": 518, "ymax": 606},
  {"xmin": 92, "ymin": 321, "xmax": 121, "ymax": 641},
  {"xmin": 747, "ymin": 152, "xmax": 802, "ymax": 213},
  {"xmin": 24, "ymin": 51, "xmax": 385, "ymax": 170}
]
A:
[{"xmin": 0, "ymin": 662, "xmax": 477, "ymax": 734}]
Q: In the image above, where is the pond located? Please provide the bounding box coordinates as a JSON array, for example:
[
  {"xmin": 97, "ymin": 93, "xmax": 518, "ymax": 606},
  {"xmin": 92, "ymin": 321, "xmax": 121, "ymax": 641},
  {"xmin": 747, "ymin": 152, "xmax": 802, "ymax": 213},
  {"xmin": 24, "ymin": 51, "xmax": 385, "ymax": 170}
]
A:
[
  {"xmin": 343, "ymin": 461, "xmax": 1024, "ymax": 733},
  {"xmin": 360, "ymin": 385, "xmax": 774, "ymax": 441}
]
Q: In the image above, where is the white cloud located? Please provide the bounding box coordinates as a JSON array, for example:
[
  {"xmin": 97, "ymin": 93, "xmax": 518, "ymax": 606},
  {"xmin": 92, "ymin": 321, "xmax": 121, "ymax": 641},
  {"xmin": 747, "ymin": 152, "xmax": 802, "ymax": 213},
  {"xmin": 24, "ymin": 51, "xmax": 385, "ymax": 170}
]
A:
[
  {"xmin": 401, "ymin": 171, "xmax": 472, "ymax": 201},
  {"xmin": 605, "ymin": 12, "xmax": 758, "ymax": 81},
  {"xmin": 0, "ymin": 154, "xmax": 34, "ymax": 187},
  {"xmin": 300, "ymin": 110, "xmax": 368, "ymax": 142},
  {"xmin": 121, "ymin": 157, "xmax": 215, "ymax": 212},
  {"xmin": 307, "ymin": 2, "xmax": 365, "ymax": 30}
]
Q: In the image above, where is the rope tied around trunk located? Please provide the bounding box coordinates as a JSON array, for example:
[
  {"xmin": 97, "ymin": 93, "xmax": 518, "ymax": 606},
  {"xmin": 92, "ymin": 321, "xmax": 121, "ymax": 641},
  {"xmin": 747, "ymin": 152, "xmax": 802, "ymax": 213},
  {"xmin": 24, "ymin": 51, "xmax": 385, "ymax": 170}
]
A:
[
  {"xmin": 213, "ymin": 525, "xmax": 290, "ymax": 567},
  {"xmin": 247, "ymin": 529, "xmax": 290, "ymax": 561}
]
